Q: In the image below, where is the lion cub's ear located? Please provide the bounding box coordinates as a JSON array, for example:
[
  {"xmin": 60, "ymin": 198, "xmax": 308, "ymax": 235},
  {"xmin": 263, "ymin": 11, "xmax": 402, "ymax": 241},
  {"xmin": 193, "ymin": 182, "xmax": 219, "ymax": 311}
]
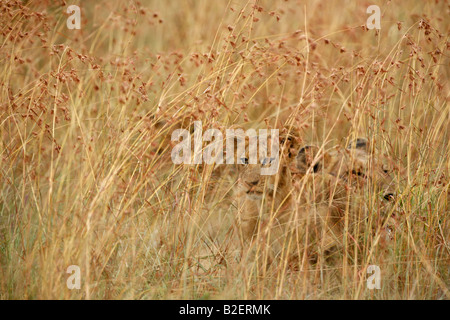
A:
[
  {"xmin": 296, "ymin": 146, "xmax": 331, "ymax": 174},
  {"xmin": 279, "ymin": 132, "xmax": 301, "ymax": 160},
  {"xmin": 347, "ymin": 137, "xmax": 369, "ymax": 152}
]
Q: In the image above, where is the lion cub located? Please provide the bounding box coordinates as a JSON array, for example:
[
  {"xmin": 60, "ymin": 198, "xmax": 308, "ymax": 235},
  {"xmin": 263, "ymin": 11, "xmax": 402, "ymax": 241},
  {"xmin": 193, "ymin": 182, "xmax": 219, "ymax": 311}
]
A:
[
  {"xmin": 234, "ymin": 133, "xmax": 398, "ymax": 267},
  {"xmin": 291, "ymin": 138, "xmax": 398, "ymax": 262},
  {"xmin": 235, "ymin": 130, "xmax": 295, "ymax": 245}
]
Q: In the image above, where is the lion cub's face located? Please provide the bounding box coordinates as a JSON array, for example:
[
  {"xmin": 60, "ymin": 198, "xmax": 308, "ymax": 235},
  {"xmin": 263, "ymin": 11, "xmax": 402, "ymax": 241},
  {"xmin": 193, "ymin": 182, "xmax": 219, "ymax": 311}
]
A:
[
  {"xmin": 236, "ymin": 132, "xmax": 295, "ymax": 201},
  {"xmin": 328, "ymin": 138, "xmax": 397, "ymax": 201},
  {"xmin": 238, "ymin": 162, "xmax": 278, "ymax": 200},
  {"xmin": 288, "ymin": 138, "xmax": 398, "ymax": 260},
  {"xmin": 292, "ymin": 138, "xmax": 396, "ymax": 200}
]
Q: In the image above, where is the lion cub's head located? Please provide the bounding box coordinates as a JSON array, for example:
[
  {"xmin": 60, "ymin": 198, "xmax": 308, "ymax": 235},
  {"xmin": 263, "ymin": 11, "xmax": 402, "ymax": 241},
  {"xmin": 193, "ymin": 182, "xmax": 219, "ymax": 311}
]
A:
[
  {"xmin": 291, "ymin": 138, "xmax": 396, "ymax": 200},
  {"xmin": 236, "ymin": 130, "xmax": 297, "ymax": 201},
  {"xmin": 329, "ymin": 138, "xmax": 397, "ymax": 201},
  {"xmin": 288, "ymin": 138, "xmax": 398, "ymax": 261}
]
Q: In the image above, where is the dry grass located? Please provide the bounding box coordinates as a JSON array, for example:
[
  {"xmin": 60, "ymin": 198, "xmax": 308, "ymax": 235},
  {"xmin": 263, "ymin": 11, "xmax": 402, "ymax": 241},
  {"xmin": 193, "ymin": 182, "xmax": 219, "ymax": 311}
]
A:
[{"xmin": 0, "ymin": 0, "xmax": 448, "ymax": 299}]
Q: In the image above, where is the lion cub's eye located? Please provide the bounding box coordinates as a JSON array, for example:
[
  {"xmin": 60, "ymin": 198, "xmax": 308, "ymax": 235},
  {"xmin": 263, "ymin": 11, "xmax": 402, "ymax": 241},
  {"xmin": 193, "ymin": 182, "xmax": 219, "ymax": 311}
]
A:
[
  {"xmin": 240, "ymin": 157, "xmax": 249, "ymax": 165},
  {"xmin": 262, "ymin": 157, "xmax": 275, "ymax": 165}
]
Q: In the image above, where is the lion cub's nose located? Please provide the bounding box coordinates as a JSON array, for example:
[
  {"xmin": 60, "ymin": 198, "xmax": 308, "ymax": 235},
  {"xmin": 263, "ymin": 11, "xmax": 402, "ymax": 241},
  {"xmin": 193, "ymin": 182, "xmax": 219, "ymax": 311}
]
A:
[{"xmin": 384, "ymin": 193, "xmax": 395, "ymax": 201}]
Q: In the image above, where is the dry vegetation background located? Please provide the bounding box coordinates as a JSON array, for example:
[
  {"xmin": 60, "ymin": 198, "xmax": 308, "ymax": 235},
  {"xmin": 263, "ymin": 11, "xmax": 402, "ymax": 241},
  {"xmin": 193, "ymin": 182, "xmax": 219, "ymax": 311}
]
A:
[{"xmin": 0, "ymin": 0, "xmax": 449, "ymax": 299}]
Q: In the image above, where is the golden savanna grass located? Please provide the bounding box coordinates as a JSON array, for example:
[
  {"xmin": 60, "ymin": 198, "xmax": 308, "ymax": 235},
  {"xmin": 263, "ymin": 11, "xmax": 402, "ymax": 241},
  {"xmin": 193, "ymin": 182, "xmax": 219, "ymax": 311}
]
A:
[{"xmin": 0, "ymin": 0, "xmax": 448, "ymax": 299}]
